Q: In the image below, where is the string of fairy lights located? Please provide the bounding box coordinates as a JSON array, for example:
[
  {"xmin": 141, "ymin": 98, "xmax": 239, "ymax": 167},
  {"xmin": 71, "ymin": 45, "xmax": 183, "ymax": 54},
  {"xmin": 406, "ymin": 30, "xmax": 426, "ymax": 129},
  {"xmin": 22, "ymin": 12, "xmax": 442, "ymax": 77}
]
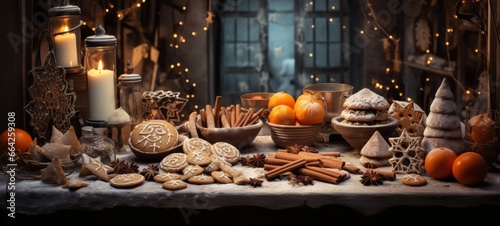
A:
[{"xmin": 81, "ymin": 0, "xmax": 214, "ymax": 111}]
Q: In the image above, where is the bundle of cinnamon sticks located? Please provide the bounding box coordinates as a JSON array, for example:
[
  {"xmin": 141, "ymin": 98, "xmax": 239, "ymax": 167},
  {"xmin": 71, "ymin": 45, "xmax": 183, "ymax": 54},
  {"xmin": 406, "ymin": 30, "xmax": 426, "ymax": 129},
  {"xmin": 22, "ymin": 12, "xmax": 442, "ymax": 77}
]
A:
[
  {"xmin": 264, "ymin": 150, "xmax": 361, "ymax": 185},
  {"xmin": 188, "ymin": 96, "xmax": 266, "ymax": 137}
]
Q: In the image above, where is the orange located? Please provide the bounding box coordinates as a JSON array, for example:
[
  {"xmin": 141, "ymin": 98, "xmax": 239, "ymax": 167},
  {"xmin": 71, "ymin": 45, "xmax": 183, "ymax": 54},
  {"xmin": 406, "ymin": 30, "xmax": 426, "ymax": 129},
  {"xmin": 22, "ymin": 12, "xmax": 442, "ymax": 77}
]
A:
[
  {"xmin": 268, "ymin": 91, "xmax": 295, "ymax": 109},
  {"xmin": 424, "ymin": 147, "xmax": 457, "ymax": 180},
  {"xmin": 0, "ymin": 128, "xmax": 33, "ymax": 154},
  {"xmin": 295, "ymin": 91, "xmax": 325, "ymax": 109},
  {"xmin": 268, "ymin": 104, "xmax": 296, "ymax": 125},
  {"xmin": 294, "ymin": 97, "xmax": 325, "ymax": 125},
  {"xmin": 452, "ymin": 152, "xmax": 488, "ymax": 186}
]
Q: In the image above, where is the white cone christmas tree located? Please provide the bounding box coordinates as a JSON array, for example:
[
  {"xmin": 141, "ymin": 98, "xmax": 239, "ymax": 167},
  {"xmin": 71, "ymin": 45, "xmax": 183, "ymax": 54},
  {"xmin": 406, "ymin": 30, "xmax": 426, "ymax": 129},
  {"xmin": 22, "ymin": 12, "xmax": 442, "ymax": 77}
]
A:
[{"xmin": 421, "ymin": 78, "xmax": 465, "ymax": 155}]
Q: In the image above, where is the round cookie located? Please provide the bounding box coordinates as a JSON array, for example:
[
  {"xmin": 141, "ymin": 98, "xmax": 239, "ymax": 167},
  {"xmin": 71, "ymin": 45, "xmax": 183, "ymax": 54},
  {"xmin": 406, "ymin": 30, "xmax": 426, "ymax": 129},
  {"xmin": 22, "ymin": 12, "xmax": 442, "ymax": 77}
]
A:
[
  {"xmin": 154, "ymin": 172, "xmax": 182, "ymax": 183},
  {"xmin": 162, "ymin": 179, "xmax": 188, "ymax": 191},
  {"xmin": 110, "ymin": 173, "xmax": 145, "ymax": 188},
  {"xmin": 160, "ymin": 153, "xmax": 188, "ymax": 173},
  {"xmin": 130, "ymin": 120, "xmax": 178, "ymax": 153},
  {"xmin": 401, "ymin": 174, "xmax": 427, "ymax": 187},
  {"xmin": 183, "ymin": 137, "xmax": 212, "ymax": 155},
  {"xmin": 180, "ymin": 165, "xmax": 204, "ymax": 181},
  {"xmin": 211, "ymin": 142, "xmax": 240, "ymax": 164},
  {"xmin": 187, "ymin": 149, "xmax": 212, "ymax": 166},
  {"xmin": 188, "ymin": 174, "xmax": 215, "ymax": 185}
]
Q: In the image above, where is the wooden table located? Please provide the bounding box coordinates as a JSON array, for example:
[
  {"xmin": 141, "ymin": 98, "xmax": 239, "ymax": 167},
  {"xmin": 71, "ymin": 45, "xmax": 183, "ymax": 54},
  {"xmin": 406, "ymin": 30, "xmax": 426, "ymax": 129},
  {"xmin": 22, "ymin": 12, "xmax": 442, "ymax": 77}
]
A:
[{"xmin": 2, "ymin": 135, "xmax": 500, "ymax": 220}]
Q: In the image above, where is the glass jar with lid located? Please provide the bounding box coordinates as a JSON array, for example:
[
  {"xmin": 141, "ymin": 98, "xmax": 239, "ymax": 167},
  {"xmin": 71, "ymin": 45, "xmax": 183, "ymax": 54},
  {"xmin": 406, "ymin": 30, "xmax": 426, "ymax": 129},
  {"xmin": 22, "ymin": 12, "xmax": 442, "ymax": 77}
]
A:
[
  {"xmin": 79, "ymin": 126, "xmax": 116, "ymax": 164},
  {"xmin": 118, "ymin": 61, "xmax": 144, "ymax": 129}
]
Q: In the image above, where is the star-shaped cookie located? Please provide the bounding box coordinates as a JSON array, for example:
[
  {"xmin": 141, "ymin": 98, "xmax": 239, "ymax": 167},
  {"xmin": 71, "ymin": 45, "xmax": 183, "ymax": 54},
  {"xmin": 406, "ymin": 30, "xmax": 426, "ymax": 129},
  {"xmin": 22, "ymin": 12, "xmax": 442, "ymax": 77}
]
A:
[{"xmin": 388, "ymin": 129, "xmax": 425, "ymax": 174}]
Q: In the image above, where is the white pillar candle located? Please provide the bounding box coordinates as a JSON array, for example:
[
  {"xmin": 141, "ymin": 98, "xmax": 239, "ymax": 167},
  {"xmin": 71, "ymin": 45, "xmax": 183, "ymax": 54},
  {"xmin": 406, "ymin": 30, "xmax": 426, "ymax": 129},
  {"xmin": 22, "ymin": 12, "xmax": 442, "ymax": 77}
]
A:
[
  {"xmin": 54, "ymin": 26, "xmax": 79, "ymax": 68},
  {"xmin": 87, "ymin": 60, "xmax": 116, "ymax": 121}
]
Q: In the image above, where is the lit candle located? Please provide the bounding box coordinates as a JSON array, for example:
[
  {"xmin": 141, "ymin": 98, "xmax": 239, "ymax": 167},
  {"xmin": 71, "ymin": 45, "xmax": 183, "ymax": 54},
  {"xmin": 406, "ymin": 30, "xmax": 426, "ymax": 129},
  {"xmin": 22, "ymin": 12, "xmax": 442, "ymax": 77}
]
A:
[
  {"xmin": 87, "ymin": 60, "xmax": 116, "ymax": 121},
  {"xmin": 54, "ymin": 26, "xmax": 78, "ymax": 67}
]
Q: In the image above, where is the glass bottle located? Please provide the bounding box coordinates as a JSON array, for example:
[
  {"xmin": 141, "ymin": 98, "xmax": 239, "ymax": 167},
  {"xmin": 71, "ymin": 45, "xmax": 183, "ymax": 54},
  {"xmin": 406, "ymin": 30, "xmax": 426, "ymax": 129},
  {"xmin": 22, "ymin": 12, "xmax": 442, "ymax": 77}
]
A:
[
  {"xmin": 79, "ymin": 126, "xmax": 116, "ymax": 165},
  {"xmin": 118, "ymin": 61, "xmax": 144, "ymax": 129}
]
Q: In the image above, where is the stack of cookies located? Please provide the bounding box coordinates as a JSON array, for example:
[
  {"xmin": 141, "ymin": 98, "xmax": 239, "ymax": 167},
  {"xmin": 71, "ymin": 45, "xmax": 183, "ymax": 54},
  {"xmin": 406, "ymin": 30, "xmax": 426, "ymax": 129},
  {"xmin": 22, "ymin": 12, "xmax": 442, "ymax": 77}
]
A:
[{"xmin": 341, "ymin": 88, "xmax": 391, "ymax": 126}]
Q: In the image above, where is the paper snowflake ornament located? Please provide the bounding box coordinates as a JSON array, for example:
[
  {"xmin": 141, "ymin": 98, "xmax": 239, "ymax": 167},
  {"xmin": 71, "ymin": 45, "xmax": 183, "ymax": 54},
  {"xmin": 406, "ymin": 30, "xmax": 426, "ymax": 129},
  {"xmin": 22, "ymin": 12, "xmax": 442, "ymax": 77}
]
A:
[
  {"xmin": 141, "ymin": 90, "xmax": 188, "ymax": 125},
  {"xmin": 388, "ymin": 128, "xmax": 425, "ymax": 174}
]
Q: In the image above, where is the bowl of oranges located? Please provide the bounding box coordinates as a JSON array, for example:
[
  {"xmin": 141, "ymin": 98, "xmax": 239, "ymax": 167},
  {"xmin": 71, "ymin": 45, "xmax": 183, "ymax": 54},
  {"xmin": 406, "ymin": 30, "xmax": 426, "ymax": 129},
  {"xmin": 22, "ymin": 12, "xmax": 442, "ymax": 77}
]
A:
[{"xmin": 266, "ymin": 91, "xmax": 325, "ymax": 147}]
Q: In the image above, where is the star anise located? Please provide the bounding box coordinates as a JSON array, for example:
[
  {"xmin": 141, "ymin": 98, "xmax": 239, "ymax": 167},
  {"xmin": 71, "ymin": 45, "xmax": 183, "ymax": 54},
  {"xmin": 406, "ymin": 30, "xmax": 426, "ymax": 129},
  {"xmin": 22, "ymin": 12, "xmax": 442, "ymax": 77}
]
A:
[
  {"xmin": 363, "ymin": 162, "xmax": 378, "ymax": 169},
  {"xmin": 360, "ymin": 170, "xmax": 384, "ymax": 186},
  {"xmin": 297, "ymin": 175, "xmax": 314, "ymax": 185},
  {"xmin": 110, "ymin": 159, "xmax": 127, "ymax": 173},
  {"xmin": 287, "ymin": 173, "xmax": 301, "ymax": 186},
  {"xmin": 122, "ymin": 161, "xmax": 140, "ymax": 174},
  {"xmin": 140, "ymin": 164, "xmax": 160, "ymax": 181},
  {"xmin": 285, "ymin": 144, "xmax": 317, "ymax": 154},
  {"xmin": 248, "ymin": 178, "xmax": 263, "ymax": 187},
  {"xmin": 239, "ymin": 156, "xmax": 250, "ymax": 166},
  {"xmin": 247, "ymin": 153, "xmax": 266, "ymax": 168}
]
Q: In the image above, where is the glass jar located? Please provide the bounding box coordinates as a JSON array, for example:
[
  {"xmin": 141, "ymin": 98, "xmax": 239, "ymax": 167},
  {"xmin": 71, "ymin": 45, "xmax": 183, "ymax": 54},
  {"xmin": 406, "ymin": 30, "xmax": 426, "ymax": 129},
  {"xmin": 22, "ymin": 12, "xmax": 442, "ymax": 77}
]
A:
[
  {"xmin": 48, "ymin": 0, "xmax": 83, "ymax": 73},
  {"xmin": 79, "ymin": 126, "xmax": 116, "ymax": 165},
  {"xmin": 84, "ymin": 24, "xmax": 118, "ymax": 123},
  {"xmin": 118, "ymin": 61, "xmax": 144, "ymax": 128}
]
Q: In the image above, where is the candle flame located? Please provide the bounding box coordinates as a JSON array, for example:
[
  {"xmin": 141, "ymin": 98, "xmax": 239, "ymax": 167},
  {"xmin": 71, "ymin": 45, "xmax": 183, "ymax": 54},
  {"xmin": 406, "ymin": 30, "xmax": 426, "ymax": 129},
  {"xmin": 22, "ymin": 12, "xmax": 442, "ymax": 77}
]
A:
[
  {"xmin": 98, "ymin": 60, "xmax": 103, "ymax": 73},
  {"xmin": 64, "ymin": 26, "xmax": 69, "ymax": 32}
]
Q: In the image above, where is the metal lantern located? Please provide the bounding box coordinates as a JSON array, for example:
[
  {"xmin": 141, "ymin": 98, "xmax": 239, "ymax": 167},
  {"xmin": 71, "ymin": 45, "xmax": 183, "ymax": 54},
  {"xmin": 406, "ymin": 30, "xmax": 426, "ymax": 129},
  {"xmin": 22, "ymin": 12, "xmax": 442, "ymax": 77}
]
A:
[
  {"xmin": 84, "ymin": 25, "xmax": 118, "ymax": 124},
  {"xmin": 48, "ymin": 0, "xmax": 83, "ymax": 73},
  {"xmin": 118, "ymin": 61, "xmax": 144, "ymax": 129}
]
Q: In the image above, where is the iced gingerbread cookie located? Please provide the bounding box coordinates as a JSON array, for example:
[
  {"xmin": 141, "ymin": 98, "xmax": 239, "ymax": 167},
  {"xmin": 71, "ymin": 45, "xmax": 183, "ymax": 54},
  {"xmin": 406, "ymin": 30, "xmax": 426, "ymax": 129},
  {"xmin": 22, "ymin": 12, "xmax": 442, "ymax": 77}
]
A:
[
  {"xmin": 188, "ymin": 174, "xmax": 215, "ymax": 185},
  {"xmin": 160, "ymin": 153, "xmax": 188, "ymax": 173},
  {"xmin": 162, "ymin": 180, "xmax": 188, "ymax": 191},
  {"xmin": 211, "ymin": 142, "xmax": 241, "ymax": 164},
  {"xmin": 130, "ymin": 120, "xmax": 178, "ymax": 153},
  {"xmin": 183, "ymin": 137, "xmax": 212, "ymax": 155},
  {"xmin": 154, "ymin": 172, "xmax": 182, "ymax": 183},
  {"xmin": 180, "ymin": 165, "xmax": 205, "ymax": 181},
  {"xmin": 401, "ymin": 174, "xmax": 427, "ymax": 187},
  {"xmin": 186, "ymin": 149, "xmax": 212, "ymax": 166},
  {"xmin": 110, "ymin": 173, "xmax": 145, "ymax": 188}
]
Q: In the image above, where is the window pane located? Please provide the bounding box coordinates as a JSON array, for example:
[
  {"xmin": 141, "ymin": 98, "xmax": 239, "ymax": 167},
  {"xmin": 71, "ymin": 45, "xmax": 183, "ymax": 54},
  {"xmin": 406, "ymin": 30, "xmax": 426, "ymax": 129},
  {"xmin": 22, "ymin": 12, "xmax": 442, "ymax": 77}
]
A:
[
  {"xmin": 236, "ymin": 43, "xmax": 249, "ymax": 66},
  {"xmin": 249, "ymin": 18, "xmax": 259, "ymax": 41},
  {"xmin": 315, "ymin": 43, "xmax": 327, "ymax": 67},
  {"xmin": 224, "ymin": 18, "xmax": 235, "ymax": 41},
  {"xmin": 269, "ymin": 0, "xmax": 294, "ymax": 11},
  {"xmin": 224, "ymin": 43, "xmax": 236, "ymax": 67},
  {"xmin": 305, "ymin": 43, "xmax": 314, "ymax": 67},
  {"xmin": 249, "ymin": 0, "xmax": 260, "ymax": 11},
  {"xmin": 249, "ymin": 43, "xmax": 260, "ymax": 66},
  {"xmin": 315, "ymin": 18, "xmax": 327, "ymax": 42},
  {"xmin": 328, "ymin": 17, "xmax": 341, "ymax": 42},
  {"xmin": 305, "ymin": 18, "xmax": 313, "ymax": 42},
  {"xmin": 236, "ymin": 0, "xmax": 249, "ymax": 11},
  {"xmin": 236, "ymin": 18, "xmax": 249, "ymax": 41},
  {"xmin": 328, "ymin": 0, "xmax": 340, "ymax": 11},
  {"xmin": 315, "ymin": 0, "xmax": 327, "ymax": 11},
  {"xmin": 221, "ymin": 73, "xmax": 260, "ymax": 105},
  {"xmin": 329, "ymin": 43, "xmax": 341, "ymax": 67}
]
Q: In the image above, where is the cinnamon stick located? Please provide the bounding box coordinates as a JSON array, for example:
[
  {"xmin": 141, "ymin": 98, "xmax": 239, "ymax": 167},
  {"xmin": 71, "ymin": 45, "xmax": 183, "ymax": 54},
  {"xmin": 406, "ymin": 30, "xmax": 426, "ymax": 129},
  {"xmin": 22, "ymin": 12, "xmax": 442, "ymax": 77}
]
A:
[
  {"xmin": 239, "ymin": 108, "xmax": 255, "ymax": 127},
  {"xmin": 200, "ymin": 109, "xmax": 206, "ymax": 128},
  {"xmin": 343, "ymin": 163, "xmax": 362, "ymax": 174},
  {"xmin": 230, "ymin": 106, "xmax": 237, "ymax": 127},
  {"xmin": 305, "ymin": 166, "xmax": 347, "ymax": 181},
  {"xmin": 265, "ymin": 158, "xmax": 307, "ymax": 180},
  {"xmin": 319, "ymin": 158, "xmax": 345, "ymax": 170},
  {"xmin": 264, "ymin": 164, "xmax": 279, "ymax": 171},
  {"xmin": 275, "ymin": 151, "xmax": 319, "ymax": 163},
  {"xmin": 264, "ymin": 158, "xmax": 291, "ymax": 166},
  {"xmin": 220, "ymin": 112, "xmax": 231, "ymax": 128},
  {"xmin": 294, "ymin": 168, "xmax": 339, "ymax": 184},
  {"xmin": 205, "ymin": 105, "xmax": 215, "ymax": 129},
  {"xmin": 188, "ymin": 111, "xmax": 199, "ymax": 138},
  {"xmin": 318, "ymin": 152, "xmax": 342, "ymax": 157},
  {"xmin": 366, "ymin": 169, "xmax": 396, "ymax": 181},
  {"xmin": 213, "ymin": 96, "xmax": 222, "ymax": 127}
]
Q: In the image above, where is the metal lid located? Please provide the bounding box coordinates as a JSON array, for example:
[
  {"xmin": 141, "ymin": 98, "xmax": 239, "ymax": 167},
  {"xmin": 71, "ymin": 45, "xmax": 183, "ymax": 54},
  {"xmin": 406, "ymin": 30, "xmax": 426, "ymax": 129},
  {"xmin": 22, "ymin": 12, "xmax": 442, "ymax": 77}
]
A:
[
  {"xmin": 118, "ymin": 61, "xmax": 141, "ymax": 83},
  {"xmin": 48, "ymin": 0, "xmax": 81, "ymax": 17},
  {"xmin": 85, "ymin": 25, "xmax": 117, "ymax": 47}
]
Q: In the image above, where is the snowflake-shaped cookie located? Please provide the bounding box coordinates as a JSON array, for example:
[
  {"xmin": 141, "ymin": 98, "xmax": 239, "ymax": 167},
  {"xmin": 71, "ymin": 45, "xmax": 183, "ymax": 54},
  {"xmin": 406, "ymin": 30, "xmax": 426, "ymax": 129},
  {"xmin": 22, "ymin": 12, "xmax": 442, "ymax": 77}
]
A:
[{"xmin": 388, "ymin": 129, "xmax": 425, "ymax": 174}]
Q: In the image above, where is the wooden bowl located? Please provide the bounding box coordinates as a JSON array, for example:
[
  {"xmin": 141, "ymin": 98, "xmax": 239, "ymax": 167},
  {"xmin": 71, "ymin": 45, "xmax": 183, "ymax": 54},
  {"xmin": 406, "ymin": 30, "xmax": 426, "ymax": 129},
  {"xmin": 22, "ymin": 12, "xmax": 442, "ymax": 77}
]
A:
[
  {"xmin": 267, "ymin": 122, "xmax": 322, "ymax": 148},
  {"xmin": 240, "ymin": 92, "xmax": 273, "ymax": 111},
  {"xmin": 195, "ymin": 119, "xmax": 263, "ymax": 149},
  {"xmin": 331, "ymin": 116, "xmax": 398, "ymax": 151},
  {"xmin": 129, "ymin": 134, "xmax": 188, "ymax": 162}
]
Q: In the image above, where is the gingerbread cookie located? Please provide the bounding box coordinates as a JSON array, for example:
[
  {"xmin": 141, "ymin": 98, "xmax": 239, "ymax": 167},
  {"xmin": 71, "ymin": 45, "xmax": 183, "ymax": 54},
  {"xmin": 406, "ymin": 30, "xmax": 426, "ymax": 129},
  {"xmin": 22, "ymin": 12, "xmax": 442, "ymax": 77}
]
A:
[
  {"xmin": 211, "ymin": 171, "xmax": 233, "ymax": 184},
  {"xmin": 188, "ymin": 174, "xmax": 215, "ymax": 185},
  {"xmin": 154, "ymin": 172, "xmax": 182, "ymax": 183},
  {"xmin": 110, "ymin": 173, "xmax": 145, "ymax": 188},
  {"xmin": 401, "ymin": 174, "xmax": 427, "ymax": 186},
  {"xmin": 187, "ymin": 149, "xmax": 212, "ymax": 166},
  {"xmin": 341, "ymin": 109, "xmax": 376, "ymax": 122},
  {"xmin": 130, "ymin": 120, "xmax": 178, "ymax": 153},
  {"xmin": 183, "ymin": 137, "xmax": 212, "ymax": 155},
  {"xmin": 211, "ymin": 142, "xmax": 240, "ymax": 164},
  {"xmin": 162, "ymin": 180, "xmax": 188, "ymax": 191},
  {"xmin": 160, "ymin": 153, "xmax": 188, "ymax": 173},
  {"xmin": 180, "ymin": 164, "xmax": 204, "ymax": 181}
]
